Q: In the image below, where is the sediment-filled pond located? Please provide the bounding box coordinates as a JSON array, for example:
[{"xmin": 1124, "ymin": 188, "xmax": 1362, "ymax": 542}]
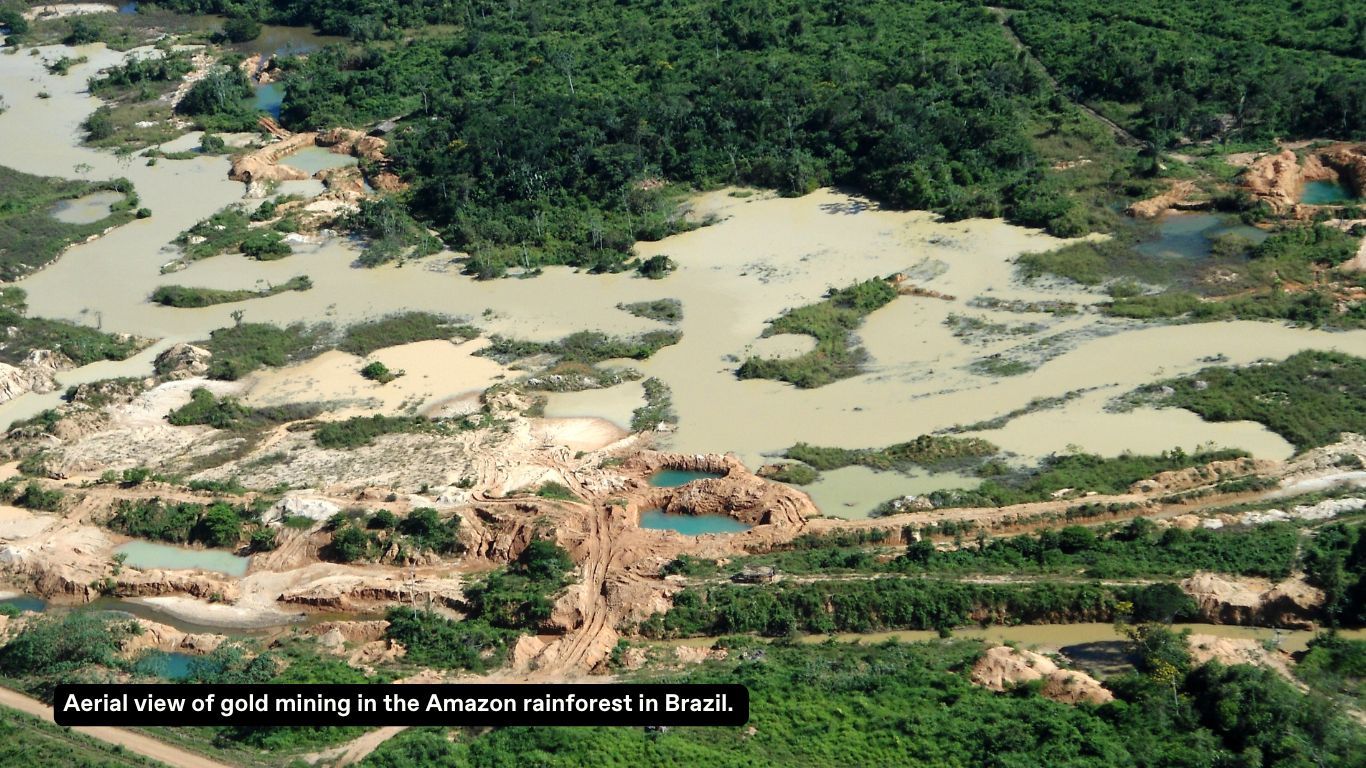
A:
[{"xmin": 4, "ymin": 40, "xmax": 1366, "ymax": 516}]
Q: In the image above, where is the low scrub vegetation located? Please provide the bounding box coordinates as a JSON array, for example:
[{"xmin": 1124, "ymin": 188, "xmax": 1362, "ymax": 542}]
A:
[
  {"xmin": 150, "ymin": 276, "xmax": 312, "ymax": 308},
  {"xmin": 737, "ymin": 279, "xmax": 898, "ymax": 388}
]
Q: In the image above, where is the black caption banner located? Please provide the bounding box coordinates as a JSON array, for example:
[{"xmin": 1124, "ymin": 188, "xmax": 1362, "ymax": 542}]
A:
[{"xmin": 53, "ymin": 684, "xmax": 749, "ymax": 727}]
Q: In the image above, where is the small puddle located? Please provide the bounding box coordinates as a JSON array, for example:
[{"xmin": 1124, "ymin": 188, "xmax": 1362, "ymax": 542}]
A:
[
  {"xmin": 648, "ymin": 469, "xmax": 723, "ymax": 487},
  {"xmin": 639, "ymin": 508, "xmax": 751, "ymax": 535},
  {"xmin": 1135, "ymin": 213, "xmax": 1268, "ymax": 260},
  {"xmin": 1301, "ymin": 180, "xmax": 1357, "ymax": 205},
  {"xmin": 283, "ymin": 146, "xmax": 357, "ymax": 175},
  {"xmin": 133, "ymin": 650, "xmax": 195, "ymax": 680},
  {"xmin": 115, "ymin": 540, "xmax": 250, "ymax": 576},
  {"xmin": 253, "ymin": 82, "xmax": 283, "ymax": 120},
  {"xmin": 49, "ymin": 190, "xmax": 124, "ymax": 224},
  {"xmin": 118, "ymin": 2, "xmax": 137, "ymax": 13}
]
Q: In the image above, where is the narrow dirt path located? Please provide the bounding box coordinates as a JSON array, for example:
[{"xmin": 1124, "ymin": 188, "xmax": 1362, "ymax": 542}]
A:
[
  {"xmin": 0, "ymin": 686, "xmax": 231, "ymax": 768},
  {"xmin": 987, "ymin": 6, "xmax": 1141, "ymax": 147}
]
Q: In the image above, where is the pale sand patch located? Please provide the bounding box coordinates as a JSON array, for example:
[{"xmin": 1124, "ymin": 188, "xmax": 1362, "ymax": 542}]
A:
[
  {"xmin": 22, "ymin": 3, "xmax": 117, "ymax": 20},
  {"xmin": 0, "ymin": 506, "xmax": 55, "ymax": 540},
  {"xmin": 243, "ymin": 337, "xmax": 507, "ymax": 416},
  {"xmin": 531, "ymin": 417, "xmax": 627, "ymax": 453},
  {"xmin": 127, "ymin": 595, "xmax": 304, "ymax": 629}
]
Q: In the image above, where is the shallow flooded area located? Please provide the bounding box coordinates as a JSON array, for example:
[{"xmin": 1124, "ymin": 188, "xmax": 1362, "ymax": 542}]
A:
[
  {"xmin": 115, "ymin": 540, "xmax": 250, "ymax": 576},
  {"xmin": 48, "ymin": 189, "xmax": 124, "ymax": 224},
  {"xmin": 5, "ymin": 41, "xmax": 1366, "ymax": 515},
  {"xmin": 253, "ymin": 82, "xmax": 283, "ymax": 120},
  {"xmin": 1135, "ymin": 212, "xmax": 1267, "ymax": 260}
]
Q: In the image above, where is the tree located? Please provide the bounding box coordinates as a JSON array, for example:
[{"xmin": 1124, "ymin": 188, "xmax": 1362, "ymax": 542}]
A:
[
  {"xmin": 193, "ymin": 502, "xmax": 242, "ymax": 548},
  {"xmin": 328, "ymin": 525, "xmax": 370, "ymax": 562}
]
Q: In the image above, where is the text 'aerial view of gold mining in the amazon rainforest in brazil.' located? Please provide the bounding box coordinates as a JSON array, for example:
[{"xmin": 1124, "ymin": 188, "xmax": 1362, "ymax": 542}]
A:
[{"xmin": 0, "ymin": 1, "xmax": 1364, "ymax": 766}]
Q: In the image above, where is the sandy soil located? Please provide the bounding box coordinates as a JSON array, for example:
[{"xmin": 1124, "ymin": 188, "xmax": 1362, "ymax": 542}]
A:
[
  {"xmin": 243, "ymin": 338, "xmax": 507, "ymax": 418},
  {"xmin": 21, "ymin": 3, "xmax": 116, "ymax": 20}
]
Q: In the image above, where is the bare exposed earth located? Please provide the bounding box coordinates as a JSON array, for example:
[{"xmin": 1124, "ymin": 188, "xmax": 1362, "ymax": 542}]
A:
[
  {"xmin": 4, "ymin": 346, "xmax": 1366, "ymax": 681},
  {"xmin": 971, "ymin": 645, "xmax": 1112, "ymax": 704}
]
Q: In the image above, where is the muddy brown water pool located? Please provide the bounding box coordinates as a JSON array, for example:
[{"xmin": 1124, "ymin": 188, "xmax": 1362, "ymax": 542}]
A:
[{"xmin": 3, "ymin": 42, "xmax": 1366, "ymax": 517}]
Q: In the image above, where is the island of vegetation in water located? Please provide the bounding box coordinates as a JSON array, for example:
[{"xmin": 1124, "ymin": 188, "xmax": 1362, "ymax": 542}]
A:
[{"xmin": 1, "ymin": 1, "xmax": 1365, "ymax": 766}]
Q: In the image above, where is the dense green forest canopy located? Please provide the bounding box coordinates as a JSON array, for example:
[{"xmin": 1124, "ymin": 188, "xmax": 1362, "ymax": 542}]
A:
[
  {"xmin": 358, "ymin": 638, "xmax": 1364, "ymax": 767},
  {"xmin": 1000, "ymin": 0, "xmax": 1366, "ymax": 143},
  {"xmin": 161, "ymin": 0, "xmax": 1080, "ymax": 271}
]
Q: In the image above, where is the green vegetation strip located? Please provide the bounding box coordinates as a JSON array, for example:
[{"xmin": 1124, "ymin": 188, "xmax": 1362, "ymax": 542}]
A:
[
  {"xmin": 0, "ymin": 166, "xmax": 139, "ymax": 280},
  {"xmin": 151, "ymin": 276, "xmax": 313, "ymax": 308},
  {"xmin": 0, "ymin": 287, "xmax": 141, "ymax": 366},
  {"xmin": 785, "ymin": 434, "xmax": 997, "ymax": 472},
  {"xmin": 738, "ymin": 279, "xmax": 898, "ymax": 388},
  {"xmin": 681, "ymin": 518, "xmax": 1300, "ymax": 582}
]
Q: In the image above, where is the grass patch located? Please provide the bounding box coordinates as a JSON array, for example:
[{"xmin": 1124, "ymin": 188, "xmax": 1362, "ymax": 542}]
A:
[
  {"xmin": 925, "ymin": 448, "xmax": 1250, "ymax": 508},
  {"xmin": 167, "ymin": 387, "xmax": 323, "ymax": 430},
  {"xmin": 0, "ymin": 706, "xmax": 159, "ymax": 768},
  {"xmin": 168, "ymin": 205, "xmax": 297, "ymax": 266},
  {"xmin": 0, "ymin": 287, "xmax": 142, "ymax": 366},
  {"xmin": 313, "ymin": 414, "xmax": 483, "ymax": 449},
  {"xmin": 1146, "ymin": 350, "xmax": 1366, "ymax": 452},
  {"xmin": 759, "ymin": 462, "xmax": 820, "ymax": 485},
  {"xmin": 629, "ymin": 377, "xmax": 675, "ymax": 432},
  {"xmin": 0, "ymin": 166, "xmax": 137, "ymax": 280},
  {"xmin": 737, "ymin": 279, "xmax": 898, "ymax": 388},
  {"xmin": 617, "ymin": 298, "xmax": 683, "ymax": 324},
  {"xmin": 150, "ymin": 276, "xmax": 312, "ymax": 308},
  {"xmin": 339, "ymin": 312, "xmax": 478, "ymax": 356},
  {"xmin": 481, "ymin": 330, "xmax": 680, "ymax": 365},
  {"xmin": 534, "ymin": 482, "xmax": 580, "ymax": 502},
  {"xmin": 785, "ymin": 435, "xmax": 997, "ymax": 473},
  {"xmin": 191, "ymin": 322, "xmax": 328, "ymax": 381}
]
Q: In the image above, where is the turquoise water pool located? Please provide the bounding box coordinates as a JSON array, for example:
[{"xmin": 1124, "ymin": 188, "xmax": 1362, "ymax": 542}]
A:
[
  {"xmin": 1301, "ymin": 180, "xmax": 1356, "ymax": 205},
  {"xmin": 133, "ymin": 651, "xmax": 195, "ymax": 680},
  {"xmin": 639, "ymin": 509, "xmax": 751, "ymax": 535},
  {"xmin": 254, "ymin": 82, "xmax": 283, "ymax": 119},
  {"xmin": 115, "ymin": 540, "xmax": 250, "ymax": 576},
  {"xmin": 648, "ymin": 470, "xmax": 723, "ymax": 487},
  {"xmin": 0, "ymin": 595, "xmax": 46, "ymax": 613}
]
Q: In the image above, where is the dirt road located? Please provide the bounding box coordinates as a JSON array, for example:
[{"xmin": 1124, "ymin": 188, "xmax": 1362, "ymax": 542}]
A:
[{"xmin": 0, "ymin": 686, "xmax": 232, "ymax": 768}]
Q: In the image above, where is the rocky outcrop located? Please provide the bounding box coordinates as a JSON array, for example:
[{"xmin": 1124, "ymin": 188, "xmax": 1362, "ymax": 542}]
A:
[
  {"xmin": 1181, "ymin": 572, "xmax": 1324, "ymax": 629},
  {"xmin": 154, "ymin": 343, "xmax": 212, "ymax": 380},
  {"xmin": 1319, "ymin": 144, "xmax": 1366, "ymax": 198},
  {"xmin": 0, "ymin": 349, "xmax": 73, "ymax": 405},
  {"xmin": 1244, "ymin": 150, "xmax": 1303, "ymax": 211},
  {"xmin": 1243, "ymin": 144, "xmax": 1366, "ymax": 212},
  {"xmin": 971, "ymin": 646, "xmax": 1112, "ymax": 705},
  {"xmin": 317, "ymin": 128, "xmax": 388, "ymax": 162},
  {"xmin": 121, "ymin": 619, "xmax": 224, "ymax": 657},
  {"xmin": 1126, "ymin": 180, "xmax": 1208, "ymax": 218}
]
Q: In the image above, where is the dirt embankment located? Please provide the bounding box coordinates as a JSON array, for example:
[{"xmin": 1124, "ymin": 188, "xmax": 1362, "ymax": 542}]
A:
[
  {"xmin": 1126, "ymin": 180, "xmax": 1210, "ymax": 219},
  {"xmin": 229, "ymin": 123, "xmax": 405, "ymax": 193},
  {"xmin": 1243, "ymin": 144, "xmax": 1366, "ymax": 213},
  {"xmin": 971, "ymin": 645, "xmax": 1113, "ymax": 705},
  {"xmin": 1180, "ymin": 572, "xmax": 1324, "ymax": 630}
]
